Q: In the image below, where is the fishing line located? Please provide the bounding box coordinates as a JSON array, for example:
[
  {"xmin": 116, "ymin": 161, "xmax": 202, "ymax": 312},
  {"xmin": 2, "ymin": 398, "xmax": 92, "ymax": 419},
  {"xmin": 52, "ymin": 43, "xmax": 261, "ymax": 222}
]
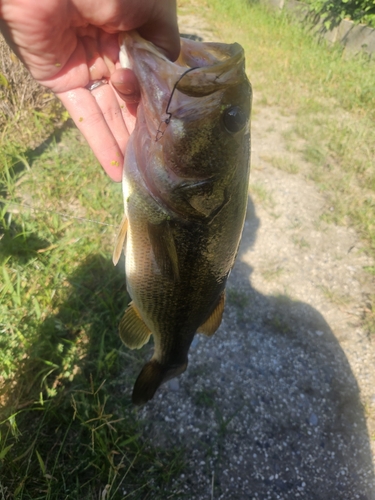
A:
[
  {"xmin": 156, "ymin": 66, "xmax": 199, "ymax": 141},
  {"xmin": 1, "ymin": 199, "xmax": 116, "ymax": 227}
]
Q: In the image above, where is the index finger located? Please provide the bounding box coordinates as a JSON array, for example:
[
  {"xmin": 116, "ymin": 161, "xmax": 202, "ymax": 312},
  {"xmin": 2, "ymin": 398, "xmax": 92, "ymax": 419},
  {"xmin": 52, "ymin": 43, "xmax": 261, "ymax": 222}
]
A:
[{"xmin": 57, "ymin": 86, "xmax": 127, "ymax": 182}]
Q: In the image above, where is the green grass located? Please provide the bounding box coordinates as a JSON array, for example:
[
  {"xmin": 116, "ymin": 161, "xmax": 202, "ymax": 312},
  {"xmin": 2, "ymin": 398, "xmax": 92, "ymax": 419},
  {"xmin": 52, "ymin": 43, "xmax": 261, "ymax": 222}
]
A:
[
  {"xmin": 260, "ymin": 262, "xmax": 285, "ymax": 282},
  {"xmin": 196, "ymin": 0, "xmax": 375, "ymax": 117},
  {"xmin": 249, "ymin": 182, "xmax": 276, "ymax": 209},
  {"xmin": 0, "ymin": 34, "xmax": 69, "ymax": 174},
  {"xmin": 319, "ymin": 284, "xmax": 351, "ymax": 306},
  {"xmin": 2, "ymin": 0, "xmax": 375, "ymax": 495},
  {"xmin": 0, "ymin": 128, "xmax": 186, "ymax": 498},
  {"xmin": 269, "ymin": 156, "xmax": 300, "ymax": 175},
  {"xmin": 291, "ymin": 235, "xmax": 311, "ymax": 249},
  {"xmin": 190, "ymin": 0, "xmax": 375, "ymax": 247}
]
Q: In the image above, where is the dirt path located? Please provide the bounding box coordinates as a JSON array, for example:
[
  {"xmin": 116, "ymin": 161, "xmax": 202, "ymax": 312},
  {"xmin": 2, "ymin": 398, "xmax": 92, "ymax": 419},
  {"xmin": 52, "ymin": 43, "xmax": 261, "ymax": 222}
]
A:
[{"xmin": 125, "ymin": 13, "xmax": 375, "ymax": 500}]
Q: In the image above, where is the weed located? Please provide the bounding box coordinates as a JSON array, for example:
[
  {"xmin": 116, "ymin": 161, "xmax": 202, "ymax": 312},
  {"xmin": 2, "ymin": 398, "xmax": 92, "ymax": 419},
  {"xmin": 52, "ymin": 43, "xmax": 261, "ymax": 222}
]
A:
[
  {"xmin": 289, "ymin": 219, "xmax": 303, "ymax": 231},
  {"xmin": 363, "ymin": 295, "xmax": 375, "ymax": 337},
  {"xmin": 319, "ymin": 285, "xmax": 351, "ymax": 307},
  {"xmin": 364, "ymin": 266, "xmax": 375, "ymax": 276},
  {"xmin": 291, "ymin": 235, "xmax": 311, "ymax": 249},
  {"xmin": 270, "ymin": 156, "xmax": 300, "ymax": 175},
  {"xmin": 303, "ymin": 144, "xmax": 326, "ymax": 166},
  {"xmin": 226, "ymin": 288, "xmax": 249, "ymax": 311},
  {"xmin": 250, "ymin": 182, "xmax": 275, "ymax": 209},
  {"xmin": 273, "ymin": 292, "xmax": 294, "ymax": 307},
  {"xmin": 267, "ymin": 314, "xmax": 292, "ymax": 335},
  {"xmin": 0, "ymin": 35, "xmax": 67, "ymax": 171},
  {"xmin": 227, "ymin": 288, "xmax": 250, "ymax": 323},
  {"xmin": 191, "ymin": 387, "xmax": 243, "ymax": 499},
  {"xmin": 194, "ymin": 389, "xmax": 217, "ymax": 408},
  {"xmin": 260, "ymin": 260, "xmax": 285, "ymax": 282}
]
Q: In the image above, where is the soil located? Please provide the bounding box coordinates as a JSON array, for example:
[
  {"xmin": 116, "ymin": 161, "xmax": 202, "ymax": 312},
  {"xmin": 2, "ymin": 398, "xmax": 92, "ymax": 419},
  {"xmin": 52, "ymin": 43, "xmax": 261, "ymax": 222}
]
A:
[{"xmin": 122, "ymin": 14, "xmax": 375, "ymax": 500}]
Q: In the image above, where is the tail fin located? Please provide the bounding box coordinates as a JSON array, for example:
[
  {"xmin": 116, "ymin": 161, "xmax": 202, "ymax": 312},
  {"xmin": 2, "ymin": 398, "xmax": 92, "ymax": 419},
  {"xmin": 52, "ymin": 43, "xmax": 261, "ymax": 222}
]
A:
[{"xmin": 132, "ymin": 359, "xmax": 187, "ymax": 405}]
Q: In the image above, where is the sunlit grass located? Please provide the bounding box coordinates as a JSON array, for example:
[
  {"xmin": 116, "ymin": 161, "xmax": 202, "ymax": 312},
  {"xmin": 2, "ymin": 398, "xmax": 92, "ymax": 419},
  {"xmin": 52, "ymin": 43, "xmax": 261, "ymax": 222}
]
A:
[
  {"xmin": 192, "ymin": 0, "xmax": 375, "ymax": 252},
  {"xmin": 0, "ymin": 127, "xmax": 186, "ymax": 498},
  {"xmin": 269, "ymin": 156, "xmax": 300, "ymax": 175}
]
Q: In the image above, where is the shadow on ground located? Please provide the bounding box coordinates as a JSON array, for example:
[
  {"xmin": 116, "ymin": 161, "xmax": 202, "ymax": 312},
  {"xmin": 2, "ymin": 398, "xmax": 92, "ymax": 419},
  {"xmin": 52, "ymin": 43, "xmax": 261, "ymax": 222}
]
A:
[{"xmin": 135, "ymin": 195, "xmax": 375, "ymax": 500}]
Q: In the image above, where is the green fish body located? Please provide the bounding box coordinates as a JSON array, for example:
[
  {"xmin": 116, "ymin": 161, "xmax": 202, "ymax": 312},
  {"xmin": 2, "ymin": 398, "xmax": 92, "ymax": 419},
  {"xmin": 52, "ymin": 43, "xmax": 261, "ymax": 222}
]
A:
[{"xmin": 114, "ymin": 32, "xmax": 252, "ymax": 405}]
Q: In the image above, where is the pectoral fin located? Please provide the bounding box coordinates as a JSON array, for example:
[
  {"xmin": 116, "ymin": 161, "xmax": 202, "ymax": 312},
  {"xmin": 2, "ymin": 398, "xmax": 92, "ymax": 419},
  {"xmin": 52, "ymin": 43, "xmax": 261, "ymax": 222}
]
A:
[
  {"xmin": 198, "ymin": 292, "xmax": 225, "ymax": 337},
  {"xmin": 147, "ymin": 221, "xmax": 179, "ymax": 281},
  {"xmin": 112, "ymin": 214, "xmax": 128, "ymax": 265},
  {"xmin": 119, "ymin": 302, "xmax": 151, "ymax": 349}
]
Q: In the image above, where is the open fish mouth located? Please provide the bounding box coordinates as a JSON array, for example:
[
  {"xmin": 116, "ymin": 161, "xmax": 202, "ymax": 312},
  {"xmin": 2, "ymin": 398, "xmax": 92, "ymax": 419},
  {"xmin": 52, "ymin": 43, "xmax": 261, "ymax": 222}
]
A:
[{"xmin": 119, "ymin": 31, "xmax": 247, "ymax": 138}]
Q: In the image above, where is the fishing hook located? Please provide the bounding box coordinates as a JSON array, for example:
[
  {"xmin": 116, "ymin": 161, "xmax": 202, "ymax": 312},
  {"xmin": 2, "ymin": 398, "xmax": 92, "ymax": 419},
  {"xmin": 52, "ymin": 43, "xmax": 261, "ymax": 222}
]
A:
[{"xmin": 156, "ymin": 66, "xmax": 199, "ymax": 142}]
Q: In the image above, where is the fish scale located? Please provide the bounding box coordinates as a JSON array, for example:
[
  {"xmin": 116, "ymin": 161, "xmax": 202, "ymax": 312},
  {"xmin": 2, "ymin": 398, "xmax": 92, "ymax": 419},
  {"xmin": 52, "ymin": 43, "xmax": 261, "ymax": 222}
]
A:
[{"xmin": 113, "ymin": 31, "xmax": 252, "ymax": 405}]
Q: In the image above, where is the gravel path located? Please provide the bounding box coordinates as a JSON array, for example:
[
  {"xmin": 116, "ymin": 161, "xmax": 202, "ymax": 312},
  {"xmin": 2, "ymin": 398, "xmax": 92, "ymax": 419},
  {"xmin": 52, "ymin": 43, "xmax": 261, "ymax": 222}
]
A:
[{"xmin": 122, "ymin": 14, "xmax": 375, "ymax": 500}]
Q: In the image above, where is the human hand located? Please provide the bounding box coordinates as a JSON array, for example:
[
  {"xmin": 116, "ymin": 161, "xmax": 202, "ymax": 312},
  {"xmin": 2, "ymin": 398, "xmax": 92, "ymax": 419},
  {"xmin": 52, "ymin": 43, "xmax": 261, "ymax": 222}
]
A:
[{"xmin": 0, "ymin": 0, "xmax": 180, "ymax": 181}]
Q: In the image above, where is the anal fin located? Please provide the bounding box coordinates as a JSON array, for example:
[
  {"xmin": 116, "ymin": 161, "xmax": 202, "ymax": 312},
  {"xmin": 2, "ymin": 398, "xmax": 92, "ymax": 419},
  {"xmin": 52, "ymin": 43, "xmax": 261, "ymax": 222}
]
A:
[
  {"xmin": 119, "ymin": 302, "xmax": 151, "ymax": 349},
  {"xmin": 198, "ymin": 292, "xmax": 225, "ymax": 337},
  {"xmin": 112, "ymin": 214, "xmax": 128, "ymax": 265}
]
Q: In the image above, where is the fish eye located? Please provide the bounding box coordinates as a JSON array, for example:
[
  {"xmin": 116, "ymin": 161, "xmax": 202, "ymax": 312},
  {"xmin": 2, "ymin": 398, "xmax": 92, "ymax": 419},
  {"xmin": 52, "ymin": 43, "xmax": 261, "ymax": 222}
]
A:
[{"xmin": 223, "ymin": 106, "xmax": 247, "ymax": 134}]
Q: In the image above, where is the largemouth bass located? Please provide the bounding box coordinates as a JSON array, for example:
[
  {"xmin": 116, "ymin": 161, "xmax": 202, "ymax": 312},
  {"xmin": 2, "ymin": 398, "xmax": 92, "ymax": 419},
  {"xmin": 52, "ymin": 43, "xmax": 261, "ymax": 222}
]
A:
[{"xmin": 113, "ymin": 31, "xmax": 252, "ymax": 405}]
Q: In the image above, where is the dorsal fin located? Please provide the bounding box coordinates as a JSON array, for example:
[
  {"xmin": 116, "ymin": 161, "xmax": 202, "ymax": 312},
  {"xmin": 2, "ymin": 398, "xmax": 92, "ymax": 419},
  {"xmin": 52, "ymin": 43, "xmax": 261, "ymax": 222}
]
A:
[
  {"xmin": 198, "ymin": 292, "xmax": 225, "ymax": 337},
  {"xmin": 119, "ymin": 302, "xmax": 151, "ymax": 349},
  {"xmin": 112, "ymin": 214, "xmax": 128, "ymax": 265}
]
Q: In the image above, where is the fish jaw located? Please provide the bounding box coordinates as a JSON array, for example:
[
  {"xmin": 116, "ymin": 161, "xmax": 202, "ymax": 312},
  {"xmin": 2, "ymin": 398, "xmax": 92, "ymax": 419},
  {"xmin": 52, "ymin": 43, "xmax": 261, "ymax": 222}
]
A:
[{"xmin": 119, "ymin": 31, "xmax": 249, "ymax": 149}]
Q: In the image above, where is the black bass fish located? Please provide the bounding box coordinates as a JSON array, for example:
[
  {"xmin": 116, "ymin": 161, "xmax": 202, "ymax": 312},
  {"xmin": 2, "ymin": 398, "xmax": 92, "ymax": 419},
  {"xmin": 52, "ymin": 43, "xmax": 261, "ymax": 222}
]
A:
[{"xmin": 113, "ymin": 31, "xmax": 252, "ymax": 405}]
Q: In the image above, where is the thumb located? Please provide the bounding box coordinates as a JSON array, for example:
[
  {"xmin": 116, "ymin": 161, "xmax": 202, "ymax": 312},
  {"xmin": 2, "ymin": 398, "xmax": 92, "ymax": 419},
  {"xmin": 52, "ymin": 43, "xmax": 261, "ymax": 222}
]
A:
[{"xmin": 137, "ymin": 1, "xmax": 180, "ymax": 61}]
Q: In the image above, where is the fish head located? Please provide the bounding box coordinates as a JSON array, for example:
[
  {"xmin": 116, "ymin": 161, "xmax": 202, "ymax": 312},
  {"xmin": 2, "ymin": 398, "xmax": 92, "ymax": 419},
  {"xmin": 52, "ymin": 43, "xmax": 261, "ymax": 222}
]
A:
[{"xmin": 119, "ymin": 33, "xmax": 252, "ymax": 198}]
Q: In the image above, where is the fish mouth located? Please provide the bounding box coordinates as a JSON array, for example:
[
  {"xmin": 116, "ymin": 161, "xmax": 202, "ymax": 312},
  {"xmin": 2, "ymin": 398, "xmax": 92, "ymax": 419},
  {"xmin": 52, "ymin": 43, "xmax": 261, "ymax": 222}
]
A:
[
  {"xmin": 174, "ymin": 40, "xmax": 246, "ymax": 98},
  {"xmin": 119, "ymin": 31, "xmax": 247, "ymax": 126}
]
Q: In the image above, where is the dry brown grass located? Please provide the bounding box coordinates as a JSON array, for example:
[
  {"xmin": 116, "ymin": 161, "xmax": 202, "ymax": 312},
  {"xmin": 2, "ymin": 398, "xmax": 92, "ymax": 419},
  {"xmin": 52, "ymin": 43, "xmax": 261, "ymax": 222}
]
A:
[{"xmin": 0, "ymin": 34, "xmax": 66, "ymax": 155}]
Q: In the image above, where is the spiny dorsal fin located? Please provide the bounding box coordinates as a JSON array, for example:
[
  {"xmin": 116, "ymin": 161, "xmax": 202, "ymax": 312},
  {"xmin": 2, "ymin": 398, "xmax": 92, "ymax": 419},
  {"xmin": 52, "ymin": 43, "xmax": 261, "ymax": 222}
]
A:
[
  {"xmin": 198, "ymin": 292, "xmax": 225, "ymax": 337},
  {"xmin": 119, "ymin": 302, "xmax": 151, "ymax": 349},
  {"xmin": 112, "ymin": 214, "xmax": 128, "ymax": 265},
  {"xmin": 147, "ymin": 221, "xmax": 179, "ymax": 281}
]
